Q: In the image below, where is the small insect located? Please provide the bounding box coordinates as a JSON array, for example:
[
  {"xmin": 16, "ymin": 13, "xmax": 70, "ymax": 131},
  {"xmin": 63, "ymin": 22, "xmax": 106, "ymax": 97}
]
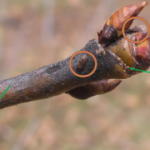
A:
[{"xmin": 75, "ymin": 54, "xmax": 87, "ymax": 72}]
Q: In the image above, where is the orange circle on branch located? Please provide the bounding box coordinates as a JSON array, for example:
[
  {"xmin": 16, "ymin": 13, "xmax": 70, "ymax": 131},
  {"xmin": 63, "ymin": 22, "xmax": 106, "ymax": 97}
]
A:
[
  {"xmin": 69, "ymin": 51, "xmax": 97, "ymax": 78},
  {"xmin": 122, "ymin": 16, "xmax": 150, "ymax": 43}
]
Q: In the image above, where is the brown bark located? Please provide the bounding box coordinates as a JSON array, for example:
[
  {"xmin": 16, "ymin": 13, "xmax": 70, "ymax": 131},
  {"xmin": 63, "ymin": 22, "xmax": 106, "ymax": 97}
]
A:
[{"xmin": 0, "ymin": 39, "xmax": 125, "ymax": 109}]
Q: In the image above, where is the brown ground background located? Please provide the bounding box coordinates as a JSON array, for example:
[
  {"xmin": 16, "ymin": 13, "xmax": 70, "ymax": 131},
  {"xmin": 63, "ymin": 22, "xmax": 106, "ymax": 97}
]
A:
[{"xmin": 0, "ymin": 0, "xmax": 150, "ymax": 150}]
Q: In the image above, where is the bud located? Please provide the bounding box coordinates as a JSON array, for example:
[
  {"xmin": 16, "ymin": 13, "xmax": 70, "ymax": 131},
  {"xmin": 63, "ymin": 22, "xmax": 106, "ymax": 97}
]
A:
[
  {"xmin": 98, "ymin": 1, "xmax": 148, "ymax": 47},
  {"xmin": 108, "ymin": 30, "xmax": 150, "ymax": 72}
]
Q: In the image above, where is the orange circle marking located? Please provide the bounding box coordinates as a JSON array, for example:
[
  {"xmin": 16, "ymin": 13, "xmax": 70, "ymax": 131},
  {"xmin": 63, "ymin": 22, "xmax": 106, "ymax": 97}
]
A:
[
  {"xmin": 122, "ymin": 16, "xmax": 150, "ymax": 43},
  {"xmin": 69, "ymin": 51, "xmax": 97, "ymax": 78}
]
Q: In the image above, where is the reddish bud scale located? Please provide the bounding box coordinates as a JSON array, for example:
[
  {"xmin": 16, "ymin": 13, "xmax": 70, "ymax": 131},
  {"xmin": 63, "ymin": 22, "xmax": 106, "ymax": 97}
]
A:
[{"xmin": 134, "ymin": 37, "xmax": 150, "ymax": 67}]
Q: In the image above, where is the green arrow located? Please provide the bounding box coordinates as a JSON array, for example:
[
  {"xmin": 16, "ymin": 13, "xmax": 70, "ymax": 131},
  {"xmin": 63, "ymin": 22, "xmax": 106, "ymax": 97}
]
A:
[
  {"xmin": 0, "ymin": 85, "xmax": 11, "ymax": 99},
  {"xmin": 130, "ymin": 67, "xmax": 150, "ymax": 74}
]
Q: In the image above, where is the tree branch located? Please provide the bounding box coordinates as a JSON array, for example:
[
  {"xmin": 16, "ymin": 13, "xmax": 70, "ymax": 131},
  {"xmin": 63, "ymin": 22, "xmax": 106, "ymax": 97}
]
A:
[
  {"xmin": 0, "ymin": 39, "xmax": 123, "ymax": 109},
  {"xmin": 0, "ymin": 1, "xmax": 149, "ymax": 109}
]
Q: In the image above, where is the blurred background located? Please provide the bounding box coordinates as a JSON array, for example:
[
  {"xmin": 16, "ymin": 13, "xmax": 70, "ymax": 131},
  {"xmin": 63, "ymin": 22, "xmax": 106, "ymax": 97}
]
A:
[{"xmin": 0, "ymin": 0, "xmax": 150, "ymax": 150}]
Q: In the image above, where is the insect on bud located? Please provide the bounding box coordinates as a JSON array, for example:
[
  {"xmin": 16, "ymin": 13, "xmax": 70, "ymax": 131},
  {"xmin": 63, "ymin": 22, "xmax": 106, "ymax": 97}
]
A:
[{"xmin": 98, "ymin": 1, "xmax": 148, "ymax": 47}]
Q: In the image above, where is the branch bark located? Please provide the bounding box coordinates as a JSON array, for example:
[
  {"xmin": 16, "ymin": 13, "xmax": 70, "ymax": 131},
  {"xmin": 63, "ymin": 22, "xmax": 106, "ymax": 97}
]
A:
[{"xmin": 0, "ymin": 39, "xmax": 130, "ymax": 109}]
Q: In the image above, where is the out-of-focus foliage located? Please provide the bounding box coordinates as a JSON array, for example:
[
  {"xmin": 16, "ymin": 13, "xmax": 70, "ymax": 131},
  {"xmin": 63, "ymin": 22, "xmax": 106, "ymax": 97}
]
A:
[{"xmin": 0, "ymin": 0, "xmax": 150, "ymax": 150}]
